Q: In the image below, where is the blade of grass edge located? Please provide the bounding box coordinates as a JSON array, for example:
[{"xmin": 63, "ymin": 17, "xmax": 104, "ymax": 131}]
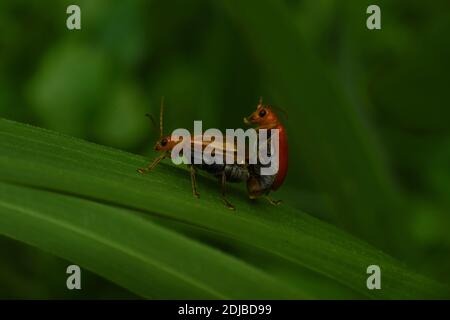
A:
[
  {"xmin": 0, "ymin": 118, "xmax": 448, "ymax": 299},
  {"xmin": 0, "ymin": 181, "xmax": 307, "ymax": 299}
]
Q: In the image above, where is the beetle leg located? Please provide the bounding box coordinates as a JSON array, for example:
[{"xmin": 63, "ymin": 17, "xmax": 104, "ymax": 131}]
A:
[
  {"xmin": 137, "ymin": 153, "xmax": 167, "ymax": 174},
  {"xmin": 221, "ymin": 172, "xmax": 235, "ymax": 210},
  {"xmin": 190, "ymin": 165, "xmax": 200, "ymax": 198},
  {"xmin": 265, "ymin": 195, "xmax": 282, "ymax": 206}
]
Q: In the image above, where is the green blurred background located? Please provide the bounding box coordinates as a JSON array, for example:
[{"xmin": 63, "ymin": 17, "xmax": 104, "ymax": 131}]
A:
[{"xmin": 1, "ymin": 0, "xmax": 450, "ymax": 298}]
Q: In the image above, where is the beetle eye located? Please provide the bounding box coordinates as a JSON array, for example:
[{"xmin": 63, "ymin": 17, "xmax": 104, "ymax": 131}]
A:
[
  {"xmin": 258, "ymin": 109, "xmax": 267, "ymax": 117},
  {"xmin": 160, "ymin": 138, "xmax": 168, "ymax": 146}
]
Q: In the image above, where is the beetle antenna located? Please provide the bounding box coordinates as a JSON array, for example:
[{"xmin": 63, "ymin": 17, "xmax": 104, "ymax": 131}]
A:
[
  {"xmin": 258, "ymin": 96, "xmax": 263, "ymax": 107},
  {"xmin": 144, "ymin": 113, "xmax": 161, "ymax": 137},
  {"xmin": 145, "ymin": 113, "xmax": 158, "ymax": 129},
  {"xmin": 159, "ymin": 96, "xmax": 165, "ymax": 138}
]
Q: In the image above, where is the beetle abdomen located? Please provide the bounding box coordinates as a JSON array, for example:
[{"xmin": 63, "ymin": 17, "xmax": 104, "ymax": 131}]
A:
[
  {"xmin": 191, "ymin": 152, "xmax": 249, "ymax": 182},
  {"xmin": 194, "ymin": 163, "xmax": 248, "ymax": 182},
  {"xmin": 224, "ymin": 164, "xmax": 249, "ymax": 182},
  {"xmin": 247, "ymin": 163, "xmax": 276, "ymax": 197}
]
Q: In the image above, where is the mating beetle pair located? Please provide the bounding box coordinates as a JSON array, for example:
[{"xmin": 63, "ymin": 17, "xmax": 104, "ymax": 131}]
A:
[{"xmin": 137, "ymin": 98, "xmax": 288, "ymax": 210}]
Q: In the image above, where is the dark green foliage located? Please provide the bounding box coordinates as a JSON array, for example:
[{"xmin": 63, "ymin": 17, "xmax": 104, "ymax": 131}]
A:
[{"xmin": 0, "ymin": 0, "xmax": 449, "ymax": 298}]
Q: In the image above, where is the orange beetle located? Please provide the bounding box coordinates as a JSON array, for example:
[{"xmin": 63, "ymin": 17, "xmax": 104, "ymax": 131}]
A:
[{"xmin": 244, "ymin": 98, "xmax": 288, "ymax": 205}]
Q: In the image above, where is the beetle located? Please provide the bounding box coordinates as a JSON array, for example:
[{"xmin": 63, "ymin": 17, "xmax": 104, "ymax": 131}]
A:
[
  {"xmin": 137, "ymin": 98, "xmax": 249, "ymax": 210},
  {"xmin": 243, "ymin": 98, "xmax": 288, "ymax": 206}
]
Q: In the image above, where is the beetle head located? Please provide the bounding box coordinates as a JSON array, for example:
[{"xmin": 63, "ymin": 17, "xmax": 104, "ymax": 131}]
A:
[
  {"xmin": 154, "ymin": 135, "xmax": 179, "ymax": 152},
  {"xmin": 244, "ymin": 97, "xmax": 279, "ymax": 128}
]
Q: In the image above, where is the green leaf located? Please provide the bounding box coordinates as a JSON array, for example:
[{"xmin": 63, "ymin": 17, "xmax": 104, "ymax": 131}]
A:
[
  {"xmin": 0, "ymin": 118, "xmax": 448, "ymax": 299},
  {"xmin": 0, "ymin": 181, "xmax": 302, "ymax": 299}
]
